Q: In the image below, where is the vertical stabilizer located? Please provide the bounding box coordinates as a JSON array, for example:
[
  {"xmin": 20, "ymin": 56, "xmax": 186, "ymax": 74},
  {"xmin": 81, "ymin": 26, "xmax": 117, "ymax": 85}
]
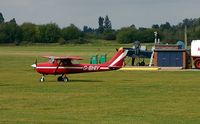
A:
[{"xmin": 104, "ymin": 48, "xmax": 128, "ymax": 69}]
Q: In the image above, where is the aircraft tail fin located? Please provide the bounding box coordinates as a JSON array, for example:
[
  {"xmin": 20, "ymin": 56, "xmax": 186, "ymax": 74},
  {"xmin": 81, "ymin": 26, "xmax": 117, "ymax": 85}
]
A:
[{"xmin": 104, "ymin": 47, "xmax": 128, "ymax": 70}]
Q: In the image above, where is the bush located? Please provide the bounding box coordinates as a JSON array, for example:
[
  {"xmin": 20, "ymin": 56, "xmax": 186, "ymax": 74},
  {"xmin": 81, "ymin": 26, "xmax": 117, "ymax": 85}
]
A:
[
  {"xmin": 66, "ymin": 38, "xmax": 89, "ymax": 44},
  {"xmin": 58, "ymin": 38, "xmax": 66, "ymax": 45},
  {"xmin": 102, "ymin": 31, "xmax": 116, "ymax": 40}
]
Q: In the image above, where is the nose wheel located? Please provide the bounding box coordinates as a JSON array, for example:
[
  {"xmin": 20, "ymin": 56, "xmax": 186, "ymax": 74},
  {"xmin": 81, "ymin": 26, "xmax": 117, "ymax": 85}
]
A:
[{"xmin": 57, "ymin": 75, "xmax": 69, "ymax": 82}]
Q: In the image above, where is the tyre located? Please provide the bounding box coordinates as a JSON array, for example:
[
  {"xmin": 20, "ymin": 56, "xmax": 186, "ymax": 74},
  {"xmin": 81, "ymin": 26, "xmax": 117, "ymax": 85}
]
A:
[
  {"xmin": 57, "ymin": 76, "xmax": 64, "ymax": 82},
  {"xmin": 40, "ymin": 78, "xmax": 45, "ymax": 82},
  {"xmin": 194, "ymin": 59, "xmax": 200, "ymax": 69},
  {"xmin": 63, "ymin": 77, "xmax": 69, "ymax": 83}
]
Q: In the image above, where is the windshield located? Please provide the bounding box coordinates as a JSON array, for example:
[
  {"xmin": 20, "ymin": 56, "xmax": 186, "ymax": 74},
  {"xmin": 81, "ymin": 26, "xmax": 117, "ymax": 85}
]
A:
[
  {"xmin": 71, "ymin": 60, "xmax": 80, "ymax": 64},
  {"xmin": 48, "ymin": 59, "xmax": 57, "ymax": 64}
]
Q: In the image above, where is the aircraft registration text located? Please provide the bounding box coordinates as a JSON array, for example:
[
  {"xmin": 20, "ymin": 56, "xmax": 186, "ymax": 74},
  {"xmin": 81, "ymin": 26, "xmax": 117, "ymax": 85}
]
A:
[{"xmin": 83, "ymin": 66, "xmax": 100, "ymax": 71}]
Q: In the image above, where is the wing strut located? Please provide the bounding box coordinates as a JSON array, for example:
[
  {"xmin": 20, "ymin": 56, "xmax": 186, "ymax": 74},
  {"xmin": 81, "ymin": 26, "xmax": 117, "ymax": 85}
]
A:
[{"xmin": 54, "ymin": 61, "xmax": 62, "ymax": 74}]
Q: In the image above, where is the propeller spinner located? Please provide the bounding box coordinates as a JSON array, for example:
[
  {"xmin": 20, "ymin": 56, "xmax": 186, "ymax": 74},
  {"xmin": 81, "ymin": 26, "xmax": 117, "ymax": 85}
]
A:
[{"xmin": 31, "ymin": 59, "xmax": 37, "ymax": 68}]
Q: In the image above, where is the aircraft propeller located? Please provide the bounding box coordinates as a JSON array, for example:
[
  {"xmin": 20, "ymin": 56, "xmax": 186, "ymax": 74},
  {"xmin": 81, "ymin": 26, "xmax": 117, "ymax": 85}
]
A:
[{"xmin": 31, "ymin": 59, "xmax": 37, "ymax": 68}]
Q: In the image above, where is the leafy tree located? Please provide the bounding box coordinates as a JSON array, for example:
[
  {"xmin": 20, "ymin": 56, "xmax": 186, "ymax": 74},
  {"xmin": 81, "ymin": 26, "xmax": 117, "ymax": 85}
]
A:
[
  {"xmin": 102, "ymin": 30, "xmax": 116, "ymax": 40},
  {"xmin": 191, "ymin": 26, "xmax": 200, "ymax": 39},
  {"xmin": 98, "ymin": 16, "xmax": 104, "ymax": 33},
  {"xmin": 0, "ymin": 22, "xmax": 22, "ymax": 43},
  {"xmin": 37, "ymin": 24, "xmax": 47, "ymax": 42},
  {"xmin": 0, "ymin": 24, "xmax": 7, "ymax": 43},
  {"xmin": 104, "ymin": 15, "xmax": 112, "ymax": 31},
  {"xmin": 182, "ymin": 18, "xmax": 194, "ymax": 28},
  {"xmin": 160, "ymin": 22, "xmax": 171, "ymax": 30},
  {"xmin": 37, "ymin": 23, "xmax": 61, "ymax": 43},
  {"xmin": 152, "ymin": 24, "xmax": 159, "ymax": 29},
  {"xmin": 130, "ymin": 24, "xmax": 136, "ymax": 29},
  {"xmin": 83, "ymin": 25, "xmax": 94, "ymax": 33},
  {"xmin": 45, "ymin": 23, "xmax": 61, "ymax": 43},
  {"xmin": 138, "ymin": 27, "xmax": 146, "ymax": 31},
  {"xmin": 0, "ymin": 12, "xmax": 4, "ymax": 23},
  {"xmin": 117, "ymin": 27, "xmax": 138, "ymax": 43},
  {"xmin": 62, "ymin": 24, "xmax": 82, "ymax": 41},
  {"xmin": 21, "ymin": 22, "xmax": 37, "ymax": 42},
  {"xmin": 9, "ymin": 18, "xmax": 16, "ymax": 24},
  {"xmin": 138, "ymin": 29, "xmax": 155, "ymax": 43}
]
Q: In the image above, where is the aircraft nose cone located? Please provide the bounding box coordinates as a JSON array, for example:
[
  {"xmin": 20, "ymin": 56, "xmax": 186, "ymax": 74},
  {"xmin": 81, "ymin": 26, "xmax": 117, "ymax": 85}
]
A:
[{"xmin": 31, "ymin": 64, "xmax": 36, "ymax": 68}]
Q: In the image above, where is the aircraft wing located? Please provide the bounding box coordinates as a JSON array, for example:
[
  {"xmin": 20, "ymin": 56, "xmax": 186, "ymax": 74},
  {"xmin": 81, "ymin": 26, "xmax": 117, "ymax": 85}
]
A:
[
  {"xmin": 124, "ymin": 48, "xmax": 152, "ymax": 58},
  {"xmin": 139, "ymin": 51, "xmax": 152, "ymax": 58},
  {"xmin": 43, "ymin": 56, "xmax": 83, "ymax": 60}
]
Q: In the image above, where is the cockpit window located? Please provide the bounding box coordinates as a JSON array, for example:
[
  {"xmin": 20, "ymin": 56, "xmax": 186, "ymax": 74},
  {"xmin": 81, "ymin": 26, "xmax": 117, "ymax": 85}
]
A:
[
  {"xmin": 60, "ymin": 59, "xmax": 72, "ymax": 65},
  {"xmin": 60, "ymin": 59, "xmax": 79, "ymax": 65},
  {"xmin": 51, "ymin": 58, "xmax": 55, "ymax": 63},
  {"xmin": 71, "ymin": 60, "xmax": 80, "ymax": 64},
  {"xmin": 49, "ymin": 57, "xmax": 56, "ymax": 64}
]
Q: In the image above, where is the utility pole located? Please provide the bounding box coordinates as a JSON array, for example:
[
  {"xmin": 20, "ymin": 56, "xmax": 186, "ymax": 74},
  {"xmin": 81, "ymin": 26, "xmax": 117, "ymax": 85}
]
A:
[
  {"xmin": 154, "ymin": 31, "xmax": 158, "ymax": 44},
  {"xmin": 184, "ymin": 25, "xmax": 187, "ymax": 49}
]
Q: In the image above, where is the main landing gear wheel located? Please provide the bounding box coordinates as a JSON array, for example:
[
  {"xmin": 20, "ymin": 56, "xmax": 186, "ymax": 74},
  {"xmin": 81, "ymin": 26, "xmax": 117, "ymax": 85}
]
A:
[
  {"xmin": 40, "ymin": 75, "xmax": 45, "ymax": 82},
  {"xmin": 63, "ymin": 76, "xmax": 69, "ymax": 83},
  {"xmin": 57, "ymin": 75, "xmax": 69, "ymax": 83},
  {"xmin": 57, "ymin": 76, "xmax": 64, "ymax": 82}
]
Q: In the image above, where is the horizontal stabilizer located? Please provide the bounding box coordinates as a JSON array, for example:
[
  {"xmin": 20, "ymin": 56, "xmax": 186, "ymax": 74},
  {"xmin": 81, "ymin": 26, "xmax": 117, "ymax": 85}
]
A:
[{"xmin": 109, "ymin": 66, "xmax": 121, "ymax": 70}]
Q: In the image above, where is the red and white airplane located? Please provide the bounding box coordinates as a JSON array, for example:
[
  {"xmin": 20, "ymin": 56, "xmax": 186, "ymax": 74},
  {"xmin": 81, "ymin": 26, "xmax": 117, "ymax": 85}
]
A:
[{"xmin": 31, "ymin": 47, "xmax": 128, "ymax": 82}]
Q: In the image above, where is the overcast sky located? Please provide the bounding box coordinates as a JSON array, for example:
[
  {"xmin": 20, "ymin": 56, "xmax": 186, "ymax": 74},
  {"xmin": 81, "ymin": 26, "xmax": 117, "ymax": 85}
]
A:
[{"xmin": 0, "ymin": 0, "xmax": 200, "ymax": 29}]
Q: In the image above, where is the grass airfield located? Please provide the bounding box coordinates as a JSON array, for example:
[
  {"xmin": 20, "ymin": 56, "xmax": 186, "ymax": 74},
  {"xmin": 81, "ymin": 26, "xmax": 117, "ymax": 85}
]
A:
[{"xmin": 0, "ymin": 44, "xmax": 200, "ymax": 124}]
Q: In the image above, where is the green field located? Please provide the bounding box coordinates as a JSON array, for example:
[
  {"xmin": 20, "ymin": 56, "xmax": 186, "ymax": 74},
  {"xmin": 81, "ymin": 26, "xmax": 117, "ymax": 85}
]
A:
[{"xmin": 0, "ymin": 44, "xmax": 200, "ymax": 124}]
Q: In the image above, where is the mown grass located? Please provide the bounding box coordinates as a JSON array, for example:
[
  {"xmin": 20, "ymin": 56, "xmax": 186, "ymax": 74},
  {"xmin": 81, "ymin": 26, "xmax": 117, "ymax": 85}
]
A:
[{"xmin": 0, "ymin": 44, "xmax": 200, "ymax": 124}]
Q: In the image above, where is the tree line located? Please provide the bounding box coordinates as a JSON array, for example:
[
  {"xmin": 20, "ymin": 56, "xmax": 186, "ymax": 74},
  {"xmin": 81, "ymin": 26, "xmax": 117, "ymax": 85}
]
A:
[{"xmin": 0, "ymin": 12, "xmax": 200, "ymax": 45}]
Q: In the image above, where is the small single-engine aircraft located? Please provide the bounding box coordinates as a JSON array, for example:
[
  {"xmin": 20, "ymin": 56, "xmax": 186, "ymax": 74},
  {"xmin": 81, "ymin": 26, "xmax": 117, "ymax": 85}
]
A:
[{"xmin": 31, "ymin": 47, "xmax": 128, "ymax": 82}]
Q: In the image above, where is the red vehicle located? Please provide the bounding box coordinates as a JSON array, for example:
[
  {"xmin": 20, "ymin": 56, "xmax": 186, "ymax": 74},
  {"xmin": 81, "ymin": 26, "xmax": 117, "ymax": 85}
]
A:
[
  {"xmin": 32, "ymin": 48, "xmax": 128, "ymax": 82},
  {"xmin": 191, "ymin": 40, "xmax": 200, "ymax": 69}
]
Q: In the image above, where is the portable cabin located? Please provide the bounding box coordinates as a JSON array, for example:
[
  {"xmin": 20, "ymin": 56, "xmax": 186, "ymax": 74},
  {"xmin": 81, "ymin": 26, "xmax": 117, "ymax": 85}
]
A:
[
  {"xmin": 153, "ymin": 44, "xmax": 189, "ymax": 68},
  {"xmin": 153, "ymin": 49, "xmax": 187, "ymax": 68}
]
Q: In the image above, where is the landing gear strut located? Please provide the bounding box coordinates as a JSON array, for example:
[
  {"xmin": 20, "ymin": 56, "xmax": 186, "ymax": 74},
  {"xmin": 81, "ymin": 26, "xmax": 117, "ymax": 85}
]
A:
[
  {"xmin": 40, "ymin": 75, "xmax": 45, "ymax": 82},
  {"xmin": 39, "ymin": 74, "xmax": 69, "ymax": 83},
  {"xmin": 57, "ymin": 75, "xmax": 69, "ymax": 83}
]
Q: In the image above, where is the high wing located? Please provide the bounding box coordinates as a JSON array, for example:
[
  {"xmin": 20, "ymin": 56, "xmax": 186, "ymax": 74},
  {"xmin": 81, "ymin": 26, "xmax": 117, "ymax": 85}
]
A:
[
  {"xmin": 43, "ymin": 56, "xmax": 83, "ymax": 60},
  {"xmin": 42, "ymin": 56, "xmax": 83, "ymax": 74}
]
